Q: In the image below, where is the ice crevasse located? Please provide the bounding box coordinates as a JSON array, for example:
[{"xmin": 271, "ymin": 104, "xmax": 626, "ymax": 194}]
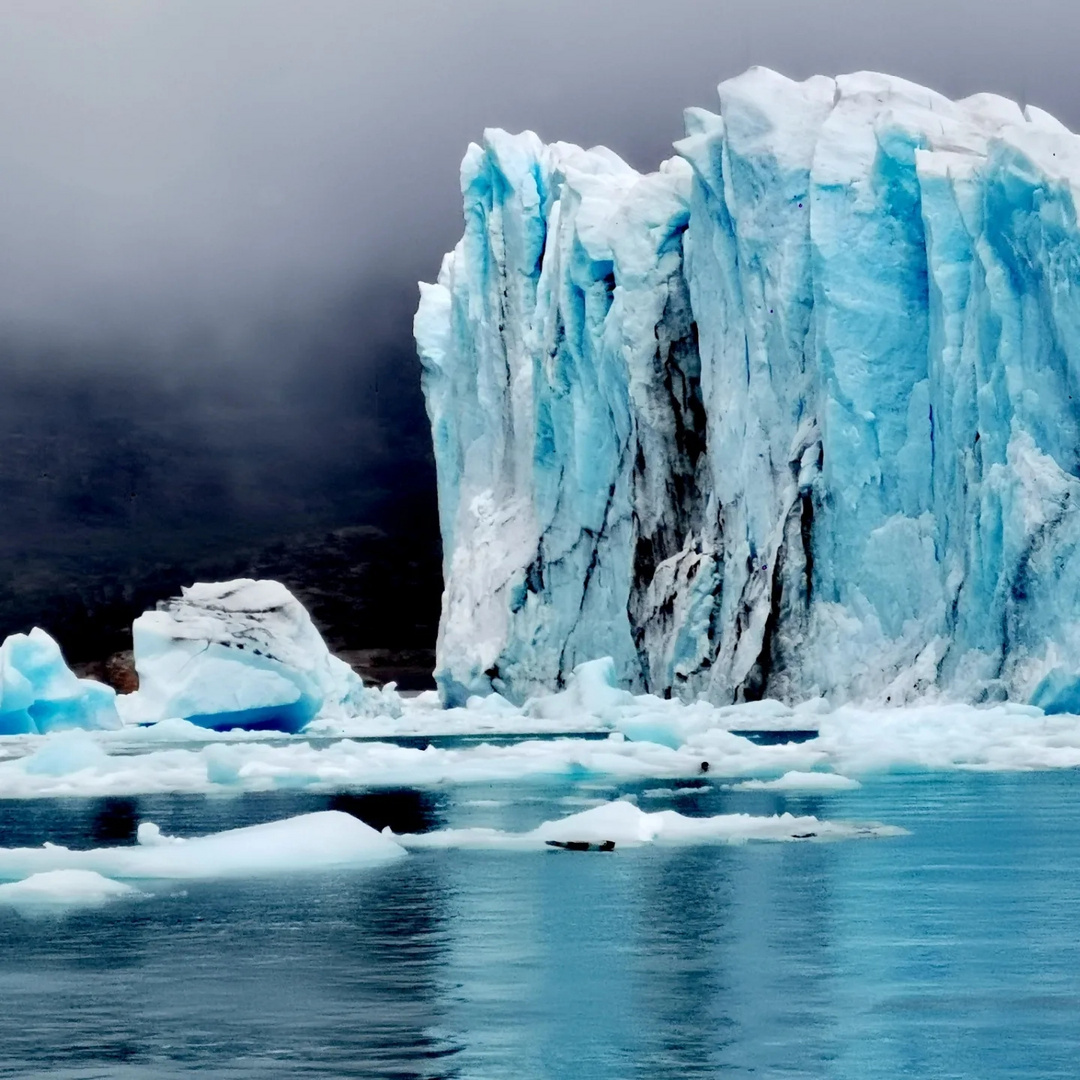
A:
[{"xmin": 416, "ymin": 67, "xmax": 1080, "ymax": 711}]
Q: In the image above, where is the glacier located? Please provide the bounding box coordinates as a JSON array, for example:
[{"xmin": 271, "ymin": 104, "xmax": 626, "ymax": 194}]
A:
[{"xmin": 417, "ymin": 66, "xmax": 1080, "ymax": 710}]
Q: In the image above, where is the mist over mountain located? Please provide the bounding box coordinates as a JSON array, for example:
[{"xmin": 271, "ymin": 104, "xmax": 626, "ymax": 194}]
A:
[{"xmin": 2, "ymin": 0, "xmax": 1078, "ymax": 669}]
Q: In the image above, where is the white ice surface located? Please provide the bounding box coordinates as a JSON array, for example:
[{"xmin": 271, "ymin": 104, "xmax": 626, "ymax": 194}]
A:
[
  {"xmin": 393, "ymin": 799, "xmax": 904, "ymax": 849},
  {"xmin": 0, "ymin": 811, "xmax": 405, "ymax": 881},
  {"xmin": 127, "ymin": 579, "xmax": 388, "ymax": 731},
  {"xmin": 731, "ymin": 771, "xmax": 862, "ymax": 792},
  {"xmin": 1, "ymin": 664, "xmax": 1079, "ymax": 797},
  {"xmin": 0, "ymin": 869, "xmax": 140, "ymax": 911}
]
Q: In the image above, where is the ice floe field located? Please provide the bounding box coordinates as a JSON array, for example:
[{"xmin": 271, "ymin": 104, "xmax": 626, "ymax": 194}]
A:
[
  {"xmin": 0, "ymin": 653, "xmax": 1079, "ymax": 888},
  {"xmin": 2, "ymin": 620, "xmax": 1080, "ymax": 1076},
  {"xmin": 0, "ymin": 768, "xmax": 1078, "ymax": 1078}
]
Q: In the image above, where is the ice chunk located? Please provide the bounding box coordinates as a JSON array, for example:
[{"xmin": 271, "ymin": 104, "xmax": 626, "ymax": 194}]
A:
[
  {"xmin": 0, "ymin": 811, "xmax": 405, "ymax": 882},
  {"xmin": 731, "ymin": 771, "xmax": 862, "ymax": 792},
  {"xmin": 22, "ymin": 729, "xmax": 112, "ymax": 775},
  {"xmin": 0, "ymin": 870, "xmax": 140, "ymax": 912},
  {"xmin": 129, "ymin": 579, "xmax": 381, "ymax": 732},
  {"xmin": 524, "ymin": 657, "xmax": 634, "ymax": 723},
  {"xmin": 0, "ymin": 628, "xmax": 120, "ymax": 735},
  {"xmin": 418, "ymin": 66, "xmax": 1080, "ymax": 712},
  {"xmin": 395, "ymin": 798, "xmax": 905, "ymax": 849}
]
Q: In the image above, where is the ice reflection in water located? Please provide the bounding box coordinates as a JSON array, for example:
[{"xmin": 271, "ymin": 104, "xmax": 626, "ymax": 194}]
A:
[{"xmin": 0, "ymin": 774, "xmax": 1076, "ymax": 1077}]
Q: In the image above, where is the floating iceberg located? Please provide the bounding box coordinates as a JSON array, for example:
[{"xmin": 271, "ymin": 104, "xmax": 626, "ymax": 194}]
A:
[
  {"xmin": 417, "ymin": 66, "xmax": 1080, "ymax": 711},
  {"xmin": 0, "ymin": 870, "xmax": 140, "ymax": 912},
  {"xmin": 128, "ymin": 579, "xmax": 377, "ymax": 733},
  {"xmin": 395, "ymin": 798, "xmax": 904, "ymax": 849},
  {"xmin": 0, "ymin": 811, "xmax": 405, "ymax": 882},
  {"xmin": 0, "ymin": 628, "xmax": 121, "ymax": 735}
]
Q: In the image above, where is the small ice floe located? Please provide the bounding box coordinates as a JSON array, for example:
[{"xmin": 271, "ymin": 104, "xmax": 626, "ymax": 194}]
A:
[
  {"xmin": 0, "ymin": 811, "xmax": 405, "ymax": 884},
  {"xmin": 393, "ymin": 799, "xmax": 905, "ymax": 851},
  {"xmin": 0, "ymin": 628, "xmax": 121, "ymax": 735},
  {"xmin": 640, "ymin": 785, "xmax": 710, "ymax": 799},
  {"xmin": 0, "ymin": 869, "xmax": 140, "ymax": 914},
  {"xmin": 730, "ymin": 771, "xmax": 862, "ymax": 792}
]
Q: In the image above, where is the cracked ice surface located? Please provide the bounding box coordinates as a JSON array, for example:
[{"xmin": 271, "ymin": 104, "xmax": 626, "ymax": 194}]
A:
[{"xmin": 417, "ymin": 66, "xmax": 1080, "ymax": 711}]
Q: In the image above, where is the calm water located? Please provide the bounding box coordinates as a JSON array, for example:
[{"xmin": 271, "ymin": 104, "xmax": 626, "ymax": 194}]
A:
[{"xmin": 0, "ymin": 772, "xmax": 1078, "ymax": 1078}]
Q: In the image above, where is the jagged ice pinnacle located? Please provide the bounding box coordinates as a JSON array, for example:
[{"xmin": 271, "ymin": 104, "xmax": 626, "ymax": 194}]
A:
[{"xmin": 416, "ymin": 67, "xmax": 1080, "ymax": 711}]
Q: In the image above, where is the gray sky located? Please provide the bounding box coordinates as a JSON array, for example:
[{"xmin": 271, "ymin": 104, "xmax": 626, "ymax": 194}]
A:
[
  {"xmin": 0, "ymin": 0, "xmax": 1076, "ymax": 656},
  {"xmin": 1, "ymin": 0, "xmax": 1076, "ymax": 342}
]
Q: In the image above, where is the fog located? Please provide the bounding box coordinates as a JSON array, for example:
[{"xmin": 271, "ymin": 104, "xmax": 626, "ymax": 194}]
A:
[{"xmin": 0, "ymin": 0, "xmax": 1076, "ymax": 660}]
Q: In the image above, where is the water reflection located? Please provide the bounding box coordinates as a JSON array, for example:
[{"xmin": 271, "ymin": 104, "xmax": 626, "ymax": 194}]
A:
[
  {"xmin": 0, "ymin": 775, "xmax": 1075, "ymax": 1077},
  {"xmin": 89, "ymin": 798, "xmax": 140, "ymax": 845},
  {"xmin": 0, "ymin": 865, "xmax": 458, "ymax": 1078}
]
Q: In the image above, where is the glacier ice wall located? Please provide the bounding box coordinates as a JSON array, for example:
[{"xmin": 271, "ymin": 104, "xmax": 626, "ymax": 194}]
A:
[{"xmin": 417, "ymin": 67, "xmax": 1080, "ymax": 710}]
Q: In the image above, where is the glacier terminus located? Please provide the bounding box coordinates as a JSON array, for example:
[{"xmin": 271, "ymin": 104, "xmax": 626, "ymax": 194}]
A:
[{"xmin": 416, "ymin": 67, "xmax": 1080, "ymax": 711}]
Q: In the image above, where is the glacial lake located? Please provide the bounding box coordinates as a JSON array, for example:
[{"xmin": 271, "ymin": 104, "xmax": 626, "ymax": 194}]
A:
[{"xmin": 0, "ymin": 771, "xmax": 1077, "ymax": 1078}]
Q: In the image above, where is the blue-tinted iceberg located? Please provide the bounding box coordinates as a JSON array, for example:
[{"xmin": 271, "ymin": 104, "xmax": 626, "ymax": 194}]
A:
[
  {"xmin": 129, "ymin": 579, "xmax": 372, "ymax": 732},
  {"xmin": 0, "ymin": 628, "xmax": 121, "ymax": 734},
  {"xmin": 417, "ymin": 67, "xmax": 1080, "ymax": 709}
]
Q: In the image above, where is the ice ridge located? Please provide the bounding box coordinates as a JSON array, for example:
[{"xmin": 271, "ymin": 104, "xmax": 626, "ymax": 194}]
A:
[{"xmin": 416, "ymin": 67, "xmax": 1080, "ymax": 709}]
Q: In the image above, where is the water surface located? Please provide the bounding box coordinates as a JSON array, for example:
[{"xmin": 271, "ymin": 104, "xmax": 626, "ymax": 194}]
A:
[{"xmin": 0, "ymin": 772, "xmax": 1077, "ymax": 1078}]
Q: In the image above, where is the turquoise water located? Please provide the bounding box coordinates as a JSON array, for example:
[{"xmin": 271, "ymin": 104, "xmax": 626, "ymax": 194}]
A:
[{"xmin": 0, "ymin": 772, "xmax": 1078, "ymax": 1077}]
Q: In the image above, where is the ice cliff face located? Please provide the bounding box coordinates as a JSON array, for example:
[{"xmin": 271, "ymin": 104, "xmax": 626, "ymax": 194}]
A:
[{"xmin": 417, "ymin": 67, "xmax": 1080, "ymax": 710}]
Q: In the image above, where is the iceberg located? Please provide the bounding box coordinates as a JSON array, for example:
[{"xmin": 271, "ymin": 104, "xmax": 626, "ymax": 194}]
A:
[
  {"xmin": 128, "ymin": 579, "xmax": 375, "ymax": 732},
  {"xmin": 0, "ymin": 870, "xmax": 140, "ymax": 913},
  {"xmin": 0, "ymin": 811, "xmax": 406, "ymax": 882},
  {"xmin": 417, "ymin": 66, "xmax": 1080, "ymax": 710},
  {"xmin": 394, "ymin": 798, "xmax": 904, "ymax": 849},
  {"xmin": 0, "ymin": 628, "xmax": 121, "ymax": 735}
]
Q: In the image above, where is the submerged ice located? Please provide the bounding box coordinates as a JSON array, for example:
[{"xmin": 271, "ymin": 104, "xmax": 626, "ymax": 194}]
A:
[{"xmin": 417, "ymin": 67, "xmax": 1080, "ymax": 710}]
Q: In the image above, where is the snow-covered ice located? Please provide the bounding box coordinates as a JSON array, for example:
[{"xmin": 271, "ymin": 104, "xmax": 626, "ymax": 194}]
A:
[
  {"xmin": 0, "ymin": 628, "xmax": 120, "ymax": 735},
  {"xmin": 418, "ymin": 66, "xmax": 1080, "ymax": 714},
  {"xmin": 127, "ymin": 579, "xmax": 388, "ymax": 733}
]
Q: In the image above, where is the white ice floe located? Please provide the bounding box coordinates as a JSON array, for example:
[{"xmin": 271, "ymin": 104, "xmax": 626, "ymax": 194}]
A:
[
  {"xmin": 0, "ymin": 811, "xmax": 405, "ymax": 882},
  {"xmin": 394, "ymin": 799, "xmax": 904, "ymax": 850},
  {"xmin": 2, "ymin": 647, "xmax": 1080, "ymax": 798},
  {"xmin": 0, "ymin": 869, "xmax": 140, "ymax": 911},
  {"xmin": 731, "ymin": 771, "xmax": 862, "ymax": 792},
  {"xmin": 0, "ymin": 693, "xmax": 1078, "ymax": 798}
]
